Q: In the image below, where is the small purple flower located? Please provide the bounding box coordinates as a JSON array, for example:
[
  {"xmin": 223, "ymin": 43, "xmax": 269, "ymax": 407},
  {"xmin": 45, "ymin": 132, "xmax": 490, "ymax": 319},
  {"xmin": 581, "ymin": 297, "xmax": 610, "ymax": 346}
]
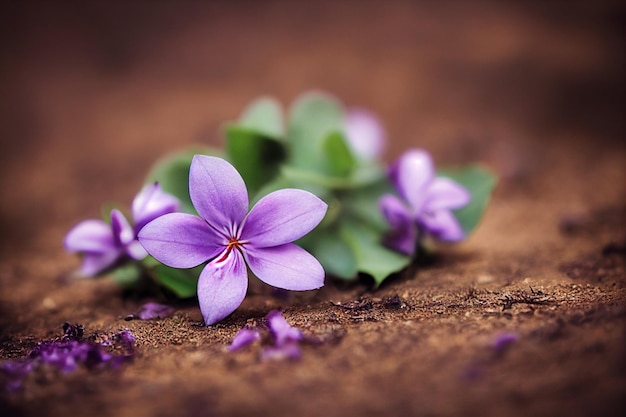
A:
[
  {"xmin": 138, "ymin": 156, "xmax": 327, "ymax": 325},
  {"xmin": 380, "ymin": 149, "xmax": 470, "ymax": 255},
  {"xmin": 64, "ymin": 183, "xmax": 179, "ymax": 276},
  {"xmin": 344, "ymin": 108, "xmax": 385, "ymax": 160}
]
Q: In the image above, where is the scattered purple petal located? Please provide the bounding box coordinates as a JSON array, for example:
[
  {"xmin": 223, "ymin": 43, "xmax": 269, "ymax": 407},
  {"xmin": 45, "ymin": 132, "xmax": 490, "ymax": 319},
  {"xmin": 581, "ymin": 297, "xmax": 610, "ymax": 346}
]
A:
[
  {"xmin": 229, "ymin": 327, "xmax": 261, "ymax": 351},
  {"xmin": 261, "ymin": 343, "xmax": 302, "ymax": 361},
  {"xmin": 493, "ymin": 332, "xmax": 518, "ymax": 352},
  {"xmin": 1, "ymin": 326, "xmax": 135, "ymax": 392},
  {"xmin": 135, "ymin": 302, "xmax": 175, "ymax": 320},
  {"xmin": 228, "ymin": 310, "xmax": 308, "ymax": 361},
  {"xmin": 266, "ymin": 310, "xmax": 302, "ymax": 347}
]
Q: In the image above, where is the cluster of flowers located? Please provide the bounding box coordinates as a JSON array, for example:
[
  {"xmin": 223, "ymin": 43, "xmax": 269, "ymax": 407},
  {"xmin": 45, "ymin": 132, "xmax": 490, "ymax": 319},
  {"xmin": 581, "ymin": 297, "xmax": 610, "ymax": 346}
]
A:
[
  {"xmin": 1, "ymin": 324, "xmax": 135, "ymax": 391},
  {"xmin": 65, "ymin": 92, "xmax": 493, "ymax": 326}
]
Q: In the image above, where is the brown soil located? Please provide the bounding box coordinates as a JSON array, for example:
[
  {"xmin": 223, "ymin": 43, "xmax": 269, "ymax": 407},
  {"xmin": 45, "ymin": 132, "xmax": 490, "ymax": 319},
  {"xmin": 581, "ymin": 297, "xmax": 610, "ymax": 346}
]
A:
[{"xmin": 1, "ymin": 2, "xmax": 625, "ymax": 416}]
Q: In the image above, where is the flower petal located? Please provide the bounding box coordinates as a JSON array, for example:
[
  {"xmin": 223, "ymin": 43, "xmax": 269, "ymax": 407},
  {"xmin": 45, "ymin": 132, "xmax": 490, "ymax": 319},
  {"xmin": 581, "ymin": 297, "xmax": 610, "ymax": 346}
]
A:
[
  {"xmin": 110, "ymin": 209, "xmax": 135, "ymax": 246},
  {"xmin": 229, "ymin": 327, "xmax": 261, "ymax": 351},
  {"xmin": 388, "ymin": 149, "xmax": 434, "ymax": 212},
  {"xmin": 64, "ymin": 220, "xmax": 115, "ymax": 253},
  {"xmin": 189, "ymin": 155, "xmax": 248, "ymax": 235},
  {"xmin": 266, "ymin": 310, "xmax": 302, "ymax": 346},
  {"xmin": 197, "ymin": 250, "xmax": 248, "ymax": 325},
  {"xmin": 244, "ymin": 243, "xmax": 325, "ymax": 291},
  {"xmin": 419, "ymin": 209, "xmax": 465, "ymax": 241},
  {"xmin": 132, "ymin": 183, "xmax": 180, "ymax": 232},
  {"xmin": 423, "ymin": 177, "xmax": 471, "ymax": 211},
  {"xmin": 125, "ymin": 240, "xmax": 148, "ymax": 260},
  {"xmin": 379, "ymin": 194, "xmax": 412, "ymax": 229},
  {"xmin": 344, "ymin": 108, "xmax": 385, "ymax": 160},
  {"xmin": 80, "ymin": 251, "xmax": 122, "ymax": 276},
  {"xmin": 261, "ymin": 343, "xmax": 301, "ymax": 361},
  {"xmin": 138, "ymin": 213, "xmax": 224, "ymax": 268},
  {"xmin": 379, "ymin": 194, "xmax": 418, "ymax": 255},
  {"xmin": 240, "ymin": 189, "xmax": 327, "ymax": 247}
]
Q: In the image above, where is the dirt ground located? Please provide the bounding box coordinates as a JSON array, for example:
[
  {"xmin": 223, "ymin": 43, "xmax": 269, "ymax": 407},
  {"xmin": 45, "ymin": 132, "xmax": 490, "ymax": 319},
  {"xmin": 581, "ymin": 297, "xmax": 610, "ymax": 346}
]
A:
[{"xmin": 1, "ymin": 1, "xmax": 625, "ymax": 416}]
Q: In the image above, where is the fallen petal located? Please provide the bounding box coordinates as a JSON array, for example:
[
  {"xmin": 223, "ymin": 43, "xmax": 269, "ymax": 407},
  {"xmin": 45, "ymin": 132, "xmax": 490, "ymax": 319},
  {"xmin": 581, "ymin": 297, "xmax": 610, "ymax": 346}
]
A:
[
  {"xmin": 266, "ymin": 310, "xmax": 302, "ymax": 346},
  {"xmin": 261, "ymin": 343, "xmax": 301, "ymax": 361},
  {"xmin": 136, "ymin": 302, "xmax": 175, "ymax": 320},
  {"xmin": 229, "ymin": 327, "xmax": 261, "ymax": 351}
]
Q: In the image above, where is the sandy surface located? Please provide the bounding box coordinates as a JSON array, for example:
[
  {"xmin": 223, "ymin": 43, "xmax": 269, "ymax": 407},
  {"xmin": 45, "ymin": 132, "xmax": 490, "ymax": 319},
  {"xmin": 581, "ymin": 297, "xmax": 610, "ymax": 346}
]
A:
[{"xmin": 1, "ymin": 1, "xmax": 624, "ymax": 416}]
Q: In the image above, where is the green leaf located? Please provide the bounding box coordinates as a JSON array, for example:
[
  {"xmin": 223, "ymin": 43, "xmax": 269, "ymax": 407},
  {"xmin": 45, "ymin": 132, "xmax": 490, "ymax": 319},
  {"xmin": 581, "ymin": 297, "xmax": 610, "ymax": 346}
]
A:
[
  {"xmin": 310, "ymin": 231, "xmax": 358, "ymax": 280},
  {"xmin": 112, "ymin": 263, "xmax": 142, "ymax": 287},
  {"xmin": 322, "ymin": 131, "xmax": 356, "ymax": 177},
  {"xmin": 152, "ymin": 264, "xmax": 202, "ymax": 298},
  {"xmin": 225, "ymin": 125, "xmax": 287, "ymax": 196},
  {"xmin": 239, "ymin": 96, "xmax": 284, "ymax": 139},
  {"xmin": 341, "ymin": 220, "xmax": 411, "ymax": 286},
  {"xmin": 342, "ymin": 177, "xmax": 394, "ymax": 231},
  {"xmin": 287, "ymin": 92, "xmax": 344, "ymax": 172},
  {"xmin": 438, "ymin": 165, "xmax": 498, "ymax": 236},
  {"xmin": 146, "ymin": 146, "xmax": 223, "ymax": 214},
  {"xmin": 280, "ymin": 164, "xmax": 384, "ymax": 191}
]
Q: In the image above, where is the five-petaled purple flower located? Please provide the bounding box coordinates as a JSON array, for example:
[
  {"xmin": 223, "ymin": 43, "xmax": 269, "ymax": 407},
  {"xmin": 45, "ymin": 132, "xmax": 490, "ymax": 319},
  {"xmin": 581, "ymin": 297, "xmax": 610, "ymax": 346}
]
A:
[
  {"xmin": 138, "ymin": 156, "xmax": 328, "ymax": 325},
  {"xmin": 380, "ymin": 149, "xmax": 470, "ymax": 255},
  {"xmin": 64, "ymin": 183, "xmax": 180, "ymax": 276}
]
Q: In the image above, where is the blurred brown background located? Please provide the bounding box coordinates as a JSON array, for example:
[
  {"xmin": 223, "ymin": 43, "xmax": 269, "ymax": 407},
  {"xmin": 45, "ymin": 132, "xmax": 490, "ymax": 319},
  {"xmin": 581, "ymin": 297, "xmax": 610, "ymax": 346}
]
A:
[
  {"xmin": 0, "ymin": 1, "xmax": 624, "ymax": 417},
  {"xmin": 1, "ymin": 1, "xmax": 623, "ymax": 244}
]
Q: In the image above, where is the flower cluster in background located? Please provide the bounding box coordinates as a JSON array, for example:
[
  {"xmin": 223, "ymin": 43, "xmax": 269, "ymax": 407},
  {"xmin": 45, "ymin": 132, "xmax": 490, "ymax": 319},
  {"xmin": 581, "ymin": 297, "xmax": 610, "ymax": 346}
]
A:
[{"xmin": 64, "ymin": 91, "xmax": 496, "ymax": 325}]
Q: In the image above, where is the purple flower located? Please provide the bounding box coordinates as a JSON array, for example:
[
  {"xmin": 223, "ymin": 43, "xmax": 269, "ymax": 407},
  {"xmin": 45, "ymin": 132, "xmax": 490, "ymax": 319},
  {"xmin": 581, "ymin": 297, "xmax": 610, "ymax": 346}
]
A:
[
  {"xmin": 64, "ymin": 183, "xmax": 179, "ymax": 276},
  {"xmin": 138, "ymin": 156, "xmax": 327, "ymax": 325},
  {"xmin": 380, "ymin": 149, "xmax": 470, "ymax": 255},
  {"xmin": 344, "ymin": 108, "xmax": 385, "ymax": 160}
]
